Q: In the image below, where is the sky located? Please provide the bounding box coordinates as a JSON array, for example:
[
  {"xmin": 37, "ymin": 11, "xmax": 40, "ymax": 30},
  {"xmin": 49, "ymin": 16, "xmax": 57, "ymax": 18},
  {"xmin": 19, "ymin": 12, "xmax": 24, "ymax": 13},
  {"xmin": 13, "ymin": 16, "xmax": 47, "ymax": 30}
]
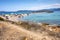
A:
[{"xmin": 0, "ymin": 0, "xmax": 60, "ymax": 11}]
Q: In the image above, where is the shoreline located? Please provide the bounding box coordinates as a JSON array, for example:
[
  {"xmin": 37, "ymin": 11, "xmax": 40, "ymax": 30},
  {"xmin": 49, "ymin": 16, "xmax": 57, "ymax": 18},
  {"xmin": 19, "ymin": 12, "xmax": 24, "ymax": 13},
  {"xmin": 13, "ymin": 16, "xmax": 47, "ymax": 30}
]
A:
[
  {"xmin": 0, "ymin": 15, "xmax": 60, "ymax": 33},
  {"xmin": 0, "ymin": 14, "xmax": 60, "ymax": 25},
  {"xmin": 0, "ymin": 14, "xmax": 60, "ymax": 40}
]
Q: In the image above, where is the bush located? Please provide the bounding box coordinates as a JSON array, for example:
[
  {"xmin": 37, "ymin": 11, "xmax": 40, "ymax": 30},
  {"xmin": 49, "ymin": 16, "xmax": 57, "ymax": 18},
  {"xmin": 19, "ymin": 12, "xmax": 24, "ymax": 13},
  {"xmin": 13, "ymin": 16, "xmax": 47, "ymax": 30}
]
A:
[{"xmin": 0, "ymin": 17, "xmax": 4, "ymax": 21}]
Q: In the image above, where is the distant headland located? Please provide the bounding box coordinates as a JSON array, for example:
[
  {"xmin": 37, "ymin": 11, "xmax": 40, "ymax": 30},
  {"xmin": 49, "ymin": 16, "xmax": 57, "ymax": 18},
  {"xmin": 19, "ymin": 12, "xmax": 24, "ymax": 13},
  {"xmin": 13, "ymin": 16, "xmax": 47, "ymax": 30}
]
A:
[{"xmin": 0, "ymin": 8, "xmax": 60, "ymax": 15}]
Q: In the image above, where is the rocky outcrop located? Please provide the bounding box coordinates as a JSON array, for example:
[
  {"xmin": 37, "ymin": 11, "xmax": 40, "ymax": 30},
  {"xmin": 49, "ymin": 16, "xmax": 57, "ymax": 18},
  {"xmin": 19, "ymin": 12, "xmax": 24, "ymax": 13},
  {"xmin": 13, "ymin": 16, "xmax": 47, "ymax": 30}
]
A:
[{"xmin": 38, "ymin": 23, "xmax": 60, "ymax": 33}]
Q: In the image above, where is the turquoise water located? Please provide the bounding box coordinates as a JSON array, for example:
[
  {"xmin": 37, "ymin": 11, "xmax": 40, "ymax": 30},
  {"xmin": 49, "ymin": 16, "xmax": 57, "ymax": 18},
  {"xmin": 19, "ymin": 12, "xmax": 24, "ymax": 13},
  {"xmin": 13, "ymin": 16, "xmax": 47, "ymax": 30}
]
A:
[{"xmin": 20, "ymin": 11, "xmax": 60, "ymax": 24}]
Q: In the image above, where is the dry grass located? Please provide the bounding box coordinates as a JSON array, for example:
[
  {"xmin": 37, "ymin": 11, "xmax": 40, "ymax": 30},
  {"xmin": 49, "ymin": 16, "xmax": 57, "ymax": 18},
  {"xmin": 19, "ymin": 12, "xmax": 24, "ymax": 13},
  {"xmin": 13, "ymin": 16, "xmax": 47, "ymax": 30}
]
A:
[
  {"xmin": 0, "ymin": 21, "xmax": 33, "ymax": 40},
  {"xmin": 0, "ymin": 20, "xmax": 60, "ymax": 40}
]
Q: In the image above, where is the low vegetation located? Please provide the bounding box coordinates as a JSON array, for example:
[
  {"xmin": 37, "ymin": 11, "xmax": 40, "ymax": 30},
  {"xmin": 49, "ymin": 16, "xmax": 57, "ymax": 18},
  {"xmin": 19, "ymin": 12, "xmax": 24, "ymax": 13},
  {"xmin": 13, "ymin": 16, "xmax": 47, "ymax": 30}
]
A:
[
  {"xmin": 0, "ymin": 17, "xmax": 60, "ymax": 40},
  {"xmin": 0, "ymin": 17, "xmax": 4, "ymax": 21}
]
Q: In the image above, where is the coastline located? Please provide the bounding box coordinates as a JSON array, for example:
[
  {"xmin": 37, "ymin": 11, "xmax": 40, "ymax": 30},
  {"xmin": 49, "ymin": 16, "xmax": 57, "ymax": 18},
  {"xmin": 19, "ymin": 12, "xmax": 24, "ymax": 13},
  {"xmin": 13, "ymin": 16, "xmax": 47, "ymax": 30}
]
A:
[
  {"xmin": 0, "ymin": 14, "xmax": 60, "ymax": 40},
  {"xmin": 0, "ymin": 14, "xmax": 60, "ymax": 33}
]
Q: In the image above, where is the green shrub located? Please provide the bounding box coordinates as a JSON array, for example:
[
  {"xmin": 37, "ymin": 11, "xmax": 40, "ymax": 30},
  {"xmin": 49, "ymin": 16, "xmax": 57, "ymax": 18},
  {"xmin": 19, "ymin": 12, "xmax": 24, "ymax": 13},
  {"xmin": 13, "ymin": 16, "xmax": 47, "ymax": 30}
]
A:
[{"xmin": 0, "ymin": 17, "xmax": 4, "ymax": 21}]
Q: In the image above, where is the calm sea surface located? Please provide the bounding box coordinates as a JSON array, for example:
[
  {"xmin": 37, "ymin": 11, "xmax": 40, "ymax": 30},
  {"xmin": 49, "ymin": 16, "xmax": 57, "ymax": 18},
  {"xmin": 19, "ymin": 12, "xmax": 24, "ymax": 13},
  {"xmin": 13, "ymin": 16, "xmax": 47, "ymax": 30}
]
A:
[{"xmin": 20, "ymin": 11, "xmax": 60, "ymax": 24}]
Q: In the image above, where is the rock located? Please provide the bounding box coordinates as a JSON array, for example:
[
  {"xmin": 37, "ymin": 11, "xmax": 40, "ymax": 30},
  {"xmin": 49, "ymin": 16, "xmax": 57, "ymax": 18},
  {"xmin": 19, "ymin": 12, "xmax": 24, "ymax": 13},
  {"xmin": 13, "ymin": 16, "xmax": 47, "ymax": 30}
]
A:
[{"xmin": 47, "ymin": 24, "xmax": 60, "ymax": 33}]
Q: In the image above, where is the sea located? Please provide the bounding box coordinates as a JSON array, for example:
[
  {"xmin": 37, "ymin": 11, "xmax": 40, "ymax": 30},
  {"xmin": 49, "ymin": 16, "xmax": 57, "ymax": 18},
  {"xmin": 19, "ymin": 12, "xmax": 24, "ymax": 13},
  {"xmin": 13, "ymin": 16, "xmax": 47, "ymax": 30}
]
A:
[
  {"xmin": 20, "ymin": 11, "xmax": 60, "ymax": 25},
  {"xmin": 0, "ymin": 11, "xmax": 60, "ymax": 24}
]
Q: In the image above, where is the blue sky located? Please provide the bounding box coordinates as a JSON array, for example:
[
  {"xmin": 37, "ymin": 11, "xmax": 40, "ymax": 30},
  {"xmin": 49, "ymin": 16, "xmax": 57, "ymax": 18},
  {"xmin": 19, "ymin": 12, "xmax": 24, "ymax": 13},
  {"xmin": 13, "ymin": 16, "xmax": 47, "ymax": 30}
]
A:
[{"xmin": 0, "ymin": 0, "xmax": 60, "ymax": 11}]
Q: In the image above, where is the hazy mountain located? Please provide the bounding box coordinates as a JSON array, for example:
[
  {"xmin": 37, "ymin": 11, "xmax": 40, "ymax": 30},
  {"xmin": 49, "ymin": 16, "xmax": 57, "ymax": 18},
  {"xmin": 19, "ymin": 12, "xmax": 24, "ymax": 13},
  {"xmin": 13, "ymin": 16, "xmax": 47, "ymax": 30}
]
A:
[{"xmin": 0, "ymin": 8, "xmax": 60, "ymax": 15}]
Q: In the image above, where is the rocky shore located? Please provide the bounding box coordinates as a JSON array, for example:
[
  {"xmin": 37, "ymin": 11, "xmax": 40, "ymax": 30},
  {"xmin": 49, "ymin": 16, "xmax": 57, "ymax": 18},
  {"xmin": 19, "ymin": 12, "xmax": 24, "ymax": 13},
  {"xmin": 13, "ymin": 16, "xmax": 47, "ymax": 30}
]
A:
[
  {"xmin": 0, "ymin": 14, "xmax": 29, "ymax": 22},
  {"xmin": 0, "ymin": 14, "xmax": 60, "ymax": 40},
  {"xmin": 0, "ymin": 14, "xmax": 60, "ymax": 33}
]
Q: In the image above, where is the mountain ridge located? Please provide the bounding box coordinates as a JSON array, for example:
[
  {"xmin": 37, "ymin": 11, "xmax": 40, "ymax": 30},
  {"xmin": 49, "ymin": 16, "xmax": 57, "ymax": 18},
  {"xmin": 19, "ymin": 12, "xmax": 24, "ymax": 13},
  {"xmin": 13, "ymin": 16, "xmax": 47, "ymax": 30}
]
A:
[{"xmin": 0, "ymin": 8, "xmax": 60, "ymax": 15}]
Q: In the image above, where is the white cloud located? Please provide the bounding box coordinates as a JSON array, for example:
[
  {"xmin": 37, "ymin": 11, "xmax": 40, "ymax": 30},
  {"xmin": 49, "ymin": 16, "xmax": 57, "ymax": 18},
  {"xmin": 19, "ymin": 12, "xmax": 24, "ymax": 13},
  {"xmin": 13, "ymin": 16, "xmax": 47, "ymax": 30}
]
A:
[
  {"xmin": 28, "ymin": 3, "xmax": 60, "ymax": 10},
  {"xmin": 46, "ymin": 3, "xmax": 60, "ymax": 8}
]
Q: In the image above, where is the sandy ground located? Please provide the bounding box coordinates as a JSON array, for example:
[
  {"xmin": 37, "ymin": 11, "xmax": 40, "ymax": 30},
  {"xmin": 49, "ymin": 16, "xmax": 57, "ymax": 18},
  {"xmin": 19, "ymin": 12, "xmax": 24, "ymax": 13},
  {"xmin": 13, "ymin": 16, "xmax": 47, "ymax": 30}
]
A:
[{"xmin": 0, "ymin": 21, "xmax": 60, "ymax": 40}]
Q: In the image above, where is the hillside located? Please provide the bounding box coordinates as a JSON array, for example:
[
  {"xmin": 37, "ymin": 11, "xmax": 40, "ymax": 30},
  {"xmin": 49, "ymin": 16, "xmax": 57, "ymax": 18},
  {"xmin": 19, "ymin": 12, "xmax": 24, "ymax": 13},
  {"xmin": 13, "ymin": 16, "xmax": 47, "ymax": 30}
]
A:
[
  {"xmin": 0, "ymin": 8, "xmax": 60, "ymax": 15},
  {"xmin": 0, "ymin": 18, "xmax": 60, "ymax": 40}
]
